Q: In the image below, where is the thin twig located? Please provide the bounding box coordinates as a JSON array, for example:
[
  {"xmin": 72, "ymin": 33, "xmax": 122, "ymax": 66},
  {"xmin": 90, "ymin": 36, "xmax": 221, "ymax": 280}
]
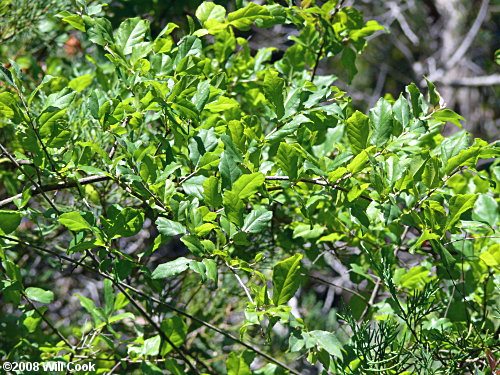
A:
[
  {"xmin": 265, "ymin": 175, "xmax": 374, "ymax": 202},
  {"xmin": 22, "ymin": 291, "xmax": 74, "ymax": 349},
  {"xmin": 0, "ymin": 143, "xmax": 60, "ymax": 213},
  {"xmin": 0, "ymin": 173, "xmax": 375, "ymax": 208},
  {"xmin": 0, "ymin": 174, "xmax": 110, "ymax": 208},
  {"xmin": 15, "ymin": 85, "xmax": 60, "ymax": 175},
  {"xmin": 227, "ymin": 264, "xmax": 255, "ymax": 304},
  {"xmin": 444, "ymin": 236, "xmax": 500, "ymax": 246},
  {"xmin": 359, "ymin": 280, "xmax": 381, "ymax": 322},
  {"xmin": 310, "ymin": 38, "xmax": 326, "ymax": 82},
  {"xmin": 113, "ymin": 283, "xmax": 201, "ymax": 374},
  {"xmin": 0, "ymin": 235, "xmax": 302, "ymax": 375},
  {"xmin": 306, "ymin": 272, "xmax": 367, "ymax": 302}
]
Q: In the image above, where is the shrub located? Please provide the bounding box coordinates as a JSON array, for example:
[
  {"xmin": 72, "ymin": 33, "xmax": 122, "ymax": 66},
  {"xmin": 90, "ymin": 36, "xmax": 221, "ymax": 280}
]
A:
[{"xmin": 0, "ymin": 1, "xmax": 498, "ymax": 374}]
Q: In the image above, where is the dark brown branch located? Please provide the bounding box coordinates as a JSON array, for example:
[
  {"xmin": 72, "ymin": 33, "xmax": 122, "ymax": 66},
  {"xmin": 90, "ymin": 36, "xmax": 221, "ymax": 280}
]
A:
[
  {"xmin": 265, "ymin": 175, "xmax": 374, "ymax": 202},
  {"xmin": 1, "ymin": 173, "xmax": 375, "ymax": 208},
  {"xmin": 0, "ymin": 143, "xmax": 60, "ymax": 213},
  {"xmin": 0, "ymin": 235, "xmax": 302, "ymax": 375},
  {"xmin": 21, "ymin": 291, "xmax": 74, "ymax": 349},
  {"xmin": 0, "ymin": 175, "xmax": 110, "ymax": 208}
]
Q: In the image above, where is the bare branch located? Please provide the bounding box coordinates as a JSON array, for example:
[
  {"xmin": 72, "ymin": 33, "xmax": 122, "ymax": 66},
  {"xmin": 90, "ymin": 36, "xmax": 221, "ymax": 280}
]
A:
[
  {"xmin": 439, "ymin": 74, "xmax": 500, "ymax": 87},
  {"xmin": 0, "ymin": 143, "xmax": 60, "ymax": 213},
  {"xmin": 265, "ymin": 175, "xmax": 375, "ymax": 202},
  {"xmin": 0, "ymin": 175, "xmax": 110, "ymax": 208},
  {"xmin": 446, "ymin": 0, "xmax": 490, "ymax": 70}
]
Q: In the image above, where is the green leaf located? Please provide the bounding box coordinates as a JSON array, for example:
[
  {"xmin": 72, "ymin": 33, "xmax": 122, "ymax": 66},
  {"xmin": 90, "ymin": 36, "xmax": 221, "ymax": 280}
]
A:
[
  {"xmin": 443, "ymin": 147, "xmax": 480, "ymax": 175},
  {"xmin": 409, "ymin": 229, "xmax": 439, "ymax": 253},
  {"xmin": 422, "ymin": 157, "xmax": 441, "ymax": 188},
  {"xmin": 228, "ymin": 3, "xmax": 270, "ymax": 30},
  {"xmin": 406, "ymin": 83, "xmax": 424, "ymax": 118},
  {"xmin": 62, "ymin": 14, "xmax": 86, "ymax": 31},
  {"xmin": 181, "ymin": 235, "xmax": 205, "ymax": 257},
  {"xmin": 68, "ymin": 74, "xmax": 93, "ymax": 92},
  {"xmin": 394, "ymin": 266, "xmax": 432, "ymax": 289},
  {"xmin": 425, "ymin": 78, "xmax": 442, "ymax": 108},
  {"xmin": 183, "ymin": 175, "xmax": 207, "ymax": 200},
  {"xmin": 432, "ymin": 240, "xmax": 456, "ymax": 269},
  {"xmin": 223, "ymin": 191, "xmax": 245, "ymax": 227},
  {"xmin": 25, "ymin": 287, "xmax": 54, "ymax": 304},
  {"xmin": 59, "ymin": 212, "xmax": 94, "ymax": 231},
  {"xmin": 0, "ymin": 211, "xmax": 22, "ymax": 234},
  {"xmin": 439, "ymin": 131, "xmax": 470, "ymax": 164},
  {"xmin": 266, "ymin": 114, "xmax": 310, "ymax": 142},
  {"xmin": 156, "ymin": 218, "xmax": 187, "ymax": 236},
  {"xmin": 272, "ymin": 253, "xmax": 303, "ymax": 305},
  {"xmin": 142, "ymin": 335, "xmax": 161, "ymax": 356},
  {"xmin": 44, "ymin": 88, "xmax": 76, "ymax": 110},
  {"xmin": 308, "ymin": 330, "xmax": 343, "ymax": 360},
  {"xmin": 84, "ymin": 16, "xmax": 114, "ymax": 46},
  {"xmin": 293, "ymin": 223, "xmax": 324, "ymax": 239},
  {"xmin": 161, "ymin": 316, "xmax": 187, "ymax": 354},
  {"xmin": 105, "ymin": 207, "xmax": 145, "ymax": 238},
  {"xmin": 347, "ymin": 147, "xmax": 372, "ymax": 174},
  {"xmin": 192, "ymin": 80, "xmax": 211, "ymax": 111},
  {"xmin": 196, "ymin": 2, "xmax": 226, "ymax": 24},
  {"xmin": 472, "ymin": 194, "xmax": 498, "ymax": 227},
  {"xmin": 276, "ymin": 142, "xmax": 300, "ymax": 180},
  {"xmin": 38, "ymin": 111, "xmax": 71, "ymax": 148},
  {"xmin": 226, "ymin": 351, "xmax": 255, "ymax": 375},
  {"xmin": 189, "ymin": 261, "xmax": 207, "ymax": 282},
  {"xmin": 445, "ymin": 194, "xmax": 478, "ymax": 231},
  {"xmin": 152, "ymin": 257, "xmax": 194, "ymax": 279},
  {"xmin": 369, "ymin": 97, "xmax": 393, "ymax": 147},
  {"xmin": 229, "ymin": 172, "xmax": 265, "ymax": 200},
  {"xmin": 341, "ymin": 48, "xmax": 357, "ymax": 83},
  {"xmin": 103, "ymin": 279, "xmax": 114, "ymax": 316},
  {"xmin": 393, "ymin": 94, "xmax": 411, "ymax": 129},
  {"xmin": 205, "ymin": 96, "xmax": 239, "ymax": 112},
  {"xmin": 76, "ymin": 294, "xmax": 105, "ymax": 325},
  {"xmin": 241, "ymin": 209, "xmax": 273, "ymax": 233},
  {"xmin": 202, "ymin": 259, "xmax": 218, "ymax": 285},
  {"xmin": 114, "ymin": 18, "xmax": 150, "ymax": 55},
  {"xmin": 346, "ymin": 111, "xmax": 369, "ymax": 153},
  {"xmin": 203, "ymin": 176, "xmax": 223, "ymax": 207},
  {"xmin": 431, "ymin": 109, "xmax": 465, "ymax": 128},
  {"xmin": 220, "ymin": 151, "xmax": 242, "ymax": 190},
  {"xmin": 171, "ymin": 98, "xmax": 199, "ymax": 122},
  {"xmin": 263, "ymin": 70, "xmax": 285, "ymax": 119},
  {"xmin": 480, "ymin": 244, "xmax": 500, "ymax": 267}
]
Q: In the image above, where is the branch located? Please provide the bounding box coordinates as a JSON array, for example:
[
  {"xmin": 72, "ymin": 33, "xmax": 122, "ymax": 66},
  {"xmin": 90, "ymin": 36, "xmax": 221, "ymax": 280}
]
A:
[
  {"xmin": 359, "ymin": 279, "xmax": 381, "ymax": 322},
  {"xmin": 0, "ymin": 175, "xmax": 110, "ymax": 208},
  {"xmin": 265, "ymin": 175, "xmax": 374, "ymax": 202},
  {"xmin": 21, "ymin": 291, "xmax": 74, "ymax": 349},
  {"xmin": 388, "ymin": 2, "xmax": 419, "ymax": 45},
  {"xmin": 112, "ymin": 283, "xmax": 201, "ymax": 374},
  {"xmin": 0, "ymin": 235, "xmax": 302, "ymax": 375},
  {"xmin": 0, "ymin": 143, "xmax": 60, "ymax": 213},
  {"xmin": 227, "ymin": 263, "xmax": 255, "ymax": 305},
  {"xmin": 1, "ymin": 173, "xmax": 375, "ymax": 209},
  {"xmin": 444, "ymin": 236, "xmax": 500, "ymax": 246},
  {"xmin": 445, "ymin": 0, "xmax": 490, "ymax": 70},
  {"xmin": 439, "ymin": 74, "xmax": 500, "ymax": 87},
  {"xmin": 310, "ymin": 37, "xmax": 326, "ymax": 82},
  {"xmin": 306, "ymin": 272, "xmax": 367, "ymax": 302}
]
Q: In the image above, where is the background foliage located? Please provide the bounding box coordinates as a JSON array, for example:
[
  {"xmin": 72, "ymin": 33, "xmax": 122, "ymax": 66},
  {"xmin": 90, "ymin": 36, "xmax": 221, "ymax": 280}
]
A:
[{"xmin": 0, "ymin": 0, "xmax": 499, "ymax": 374}]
